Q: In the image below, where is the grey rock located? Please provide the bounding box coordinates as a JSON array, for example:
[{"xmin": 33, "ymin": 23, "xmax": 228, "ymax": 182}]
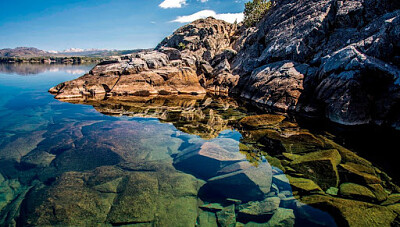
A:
[
  {"xmin": 206, "ymin": 161, "xmax": 273, "ymax": 201},
  {"xmin": 239, "ymin": 61, "xmax": 309, "ymax": 112}
]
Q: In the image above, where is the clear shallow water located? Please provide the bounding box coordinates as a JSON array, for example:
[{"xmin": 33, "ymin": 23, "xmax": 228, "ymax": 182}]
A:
[{"xmin": 0, "ymin": 64, "xmax": 399, "ymax": 226}]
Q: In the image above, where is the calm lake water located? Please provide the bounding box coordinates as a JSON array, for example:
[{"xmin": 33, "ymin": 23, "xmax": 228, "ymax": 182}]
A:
[{"xmin": 0, "ymin": 63, "xmax": 399, "ymax": 226}]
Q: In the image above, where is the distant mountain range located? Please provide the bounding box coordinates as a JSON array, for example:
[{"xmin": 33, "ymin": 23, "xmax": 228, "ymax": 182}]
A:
[{"xmin": 0, "ymin": 47, "xmax": 149, "ymax": 58}]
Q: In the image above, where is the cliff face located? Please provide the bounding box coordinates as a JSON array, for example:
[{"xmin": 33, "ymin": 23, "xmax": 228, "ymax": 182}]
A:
[
  {"xmin": 232, "ymin": 0, "xmax": 400, "ymax": 128},
  {"xmin": 50, "ymin": 0, "xmax": 400, "ymax": 129}
]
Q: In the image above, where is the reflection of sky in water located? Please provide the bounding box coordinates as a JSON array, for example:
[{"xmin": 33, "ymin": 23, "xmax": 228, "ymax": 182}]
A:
[{"xmin": 0, "ymin": 64, "xmax": 339, "ymax": 226}]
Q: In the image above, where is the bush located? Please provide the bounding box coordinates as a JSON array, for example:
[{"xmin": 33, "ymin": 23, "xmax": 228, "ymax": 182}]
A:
[
  {"xmin": 177, "ymin": 42, "xmax": 186, "ymax": 51},
  {"xmin": 243, "ymin": 0, "xmax": 273, "ymax": 27}
]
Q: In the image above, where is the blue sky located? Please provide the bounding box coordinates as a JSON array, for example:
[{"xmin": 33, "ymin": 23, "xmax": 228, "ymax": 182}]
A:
[{"xmin": 0, "ymin": 0, "xmax": 246, "ymax": 51}]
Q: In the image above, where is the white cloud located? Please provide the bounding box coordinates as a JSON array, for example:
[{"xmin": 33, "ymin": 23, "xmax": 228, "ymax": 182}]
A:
[
  {"xmin": 159, "ymin": 0, "xmax": 186, "ymax": 8},
  {"xmin": 215, "ymin": 12, "xmax": 244, "ymax": 23},
  {"xmin": 199, "ymin": 0, "xmax": 208, "ymax": 2},
  {"xmin": 172, "ymin": 10, "xmax": 244, "ymax": 24}
]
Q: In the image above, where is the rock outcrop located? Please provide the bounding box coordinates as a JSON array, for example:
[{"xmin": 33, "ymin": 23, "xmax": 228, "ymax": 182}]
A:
[
  {"xmin": 232, "ymin": 0, "xmax": 400, "ymax": 128},
  {"xmin": 50, "ymin": 0, "xmax": 400, "ymax": 129},
  {"xmin": 49, "ymin": 51, "xmax": 206, "ymax": 99}
]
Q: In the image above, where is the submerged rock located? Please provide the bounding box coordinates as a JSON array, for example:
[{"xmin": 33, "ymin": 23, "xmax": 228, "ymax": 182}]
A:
[
  {"xmin": 339, "ymin": 163, "xmax": 382, "ymax": 185},
  {"xmin": 339, "ymin": 182, "xmax": 377, "ymax": 201},
  {"xmin": 173, "ymin": 139, "xmax": 245, "ymax": 180},
  {"xmin": 238, "ymin": 197, "xmax": 280, "ymax": 217},
  {"xmin": 265, "ymin": 207, "xmax": 295, "ymax": 227},
  {"xmin": 290, "ymin": 149, "xmax": 341, "ymax": 190},
  {"xmin": 286, "ymin": 176, "xmax": 323, "ymax": 194},
  {"xmin": 200, "ymin": 203, "xmax": 224, "ymax": 212},
  {"xmin": 197, "ymin": 210, "xmax": 218, "ymax": 227},
  {"xmin": 216, "ymin": 205, "xmax": 236, "ymax": 227},
  {"xmin": 22, "ymin": 164, "xmax": 202, "ymax": 226},
  {"xmin": 204, "ymin": 161, "xmax": 273, "ymax": 201},
  {"xmin": 301, "ymin": 194, "xmax": 399, "ymax": 227},
  {"xmin": 239, "ymin": 114, "xmax": 286, "ymax": 129}
]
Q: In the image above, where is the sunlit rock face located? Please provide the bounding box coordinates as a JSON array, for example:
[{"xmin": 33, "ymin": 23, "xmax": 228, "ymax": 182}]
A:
[
  {"xmin": 157, "ymin": 17, "xmax": 236, "ymax": 63},
  {"xmin": 49, "ymin": 54, "xmax": 206, "ymax": 100}
]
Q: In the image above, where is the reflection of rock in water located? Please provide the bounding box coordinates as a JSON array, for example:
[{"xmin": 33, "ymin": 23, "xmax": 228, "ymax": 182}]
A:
[
  {"xmin": 66, "ymin": 95, "xmax": 247, "ymax": 139},
  {"xmin": 0, "ymin": 63, "xmax": 93, "ymax": 76}
]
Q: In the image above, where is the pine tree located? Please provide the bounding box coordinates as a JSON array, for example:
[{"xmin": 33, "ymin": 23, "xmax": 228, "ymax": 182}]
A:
[{"xmin": 243, "ymin": 0, "xmax": 273, "ymax": 27}]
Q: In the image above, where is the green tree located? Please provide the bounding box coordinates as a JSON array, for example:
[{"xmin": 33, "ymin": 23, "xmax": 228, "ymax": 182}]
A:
[{"xmin": 243, "ymin": 0, "xmax": 273, "ymax": 27}]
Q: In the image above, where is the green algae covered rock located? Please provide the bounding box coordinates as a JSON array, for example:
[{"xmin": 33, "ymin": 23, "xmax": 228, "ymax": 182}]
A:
[
  {"xmin": 368, "ymin": 184, "xmax": 389, "ymax": 202},
  {"xmin": 265, "ymin": 208, "xmax": 295, "ymax": 227},
  {"xmin": 290, "ymin": 149, "xmax": 341, "ymax": 190},
  {"xmin": 197, "ymin": 210, "xmax": 218, "ymax": 227},
  {"xmin": 339, "ymin": 183, "xmax": 376, "ymax": 201},
  {"xmin": 301, "ymin": 195, "xmax": 399, "ymax": 227},
  {"xmin": 286, "ymin": 176, "xmax": 323, "ymax": 194},
  {"xmin": 326, "ymin": 187, "xmax": 339, "ymax": 196},
  {"xmin": 217, "ymin": 205, "xmax": 236, "ymax": 227},
  {"xmin": 339, "ymin": 163, "xmax": 382, "ymax": 185},
  {"xmin": 382, "ymin": 194, "xmax": 400, "ymax": 206},
  {"xmin": 235, "ymin": 207, "xmax": 295, "ymax": 227},
  {"xmin": 23, "ymin": 164, "xmax": 202, "ymax": 226},
  {"xmin": 238, "ymin": 197, "xmax": 280, "ymax": 217},
  {"xmin": 256, "ymin": 130, "xmax": 326, "ymax": 155},
  {"xmin": 0, "ymin": 177, "xmax": 23, "ymax": 212},
  {"xmin": 239, "ymin": 114, "xmax": 286, "ymax": 129},
  {"xmin": 200, "ymin": 203, "xmax": 224, "ymax": 212},
  {"xmin": 20, "ymin": 150, "xmax": 56, "ymax": 167}
]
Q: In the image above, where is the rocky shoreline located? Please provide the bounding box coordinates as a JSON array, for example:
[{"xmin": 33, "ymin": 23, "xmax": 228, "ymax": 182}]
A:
[{"xmin": 50, "ymin": 0, "xmax": 400, "ymax": 129}]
